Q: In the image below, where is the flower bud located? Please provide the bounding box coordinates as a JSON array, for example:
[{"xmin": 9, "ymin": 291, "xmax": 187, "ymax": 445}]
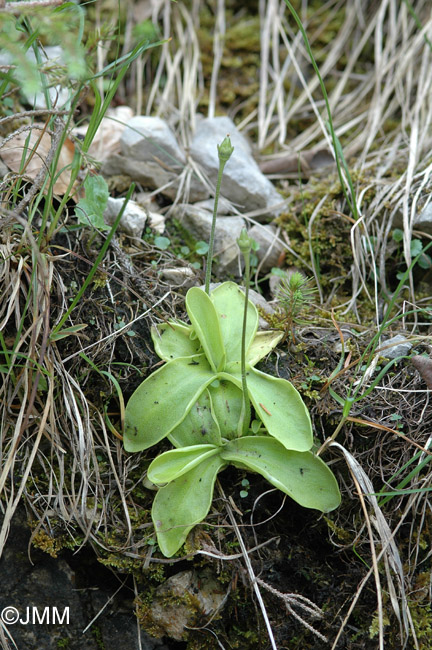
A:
[
  {"xmin": 217, "ymin": 135, "xmax": 234, "ymax": 163},
  {"xmin": 237, "ymin": 228, "xmax": 252, "ymax": 254}
]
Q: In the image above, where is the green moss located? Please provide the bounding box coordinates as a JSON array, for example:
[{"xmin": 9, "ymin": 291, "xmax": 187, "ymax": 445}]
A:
[
  {"xmin": 31, "ymin": 529, "xmax": 81, "ymax": 558},
  {"xmin": 91, "ymin": 624, "xmax": 105, "ymax": 650}
]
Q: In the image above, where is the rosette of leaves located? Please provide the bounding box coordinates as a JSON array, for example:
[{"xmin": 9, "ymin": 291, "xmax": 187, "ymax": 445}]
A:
[{"xmin": 124, "ymin": 282, "xmax": 340, "ymax": 557}]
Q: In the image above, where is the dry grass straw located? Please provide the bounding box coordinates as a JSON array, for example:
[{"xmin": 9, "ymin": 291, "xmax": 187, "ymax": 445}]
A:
[{"xmin": 1, "ymin": 0, "xmax": 432, "ymax": 647}]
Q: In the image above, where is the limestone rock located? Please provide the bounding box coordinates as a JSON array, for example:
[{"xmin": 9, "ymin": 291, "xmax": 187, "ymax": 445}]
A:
[
  {"xmin": 148, "ymin": 570, "xmax": 225, "ymax": 641},
  {"xmin": 380, "ymin": 334, "xmax": 412, "ymax": 359},
  {"xmin": 0, "ymin": 46, "xmax": 69, "ymax": 108},
  {"xmin": 104, "ymin": 197, "xmax": 147, "ymax": 238},
  {"xmin": 174, "ymin": 204, "xmax": 245, "ymax": 274},
  {"xmin": 248, "ymin": 224, "xmax": 284, "ymax": 272},
  {"xmin": 101, "ymin": 154, "xmax": 208, "ymax": 202},
  {"xmin": 161, "ymin": 267, "xmax": 197, "ymax": 287},
  {"xmin": 190, "ymin": 116, "xmax": 283, "ymax": 219},
  {"xmin": 121, "ymin": 116, "xmax": 186, "ymax": 168},
  {"xmin": 414, "ymin": 203, "xmax": 432, "ymax": 234},
  {"xmin": 74, "ymin": 106, "xmax": 134, "ymax": 162}
]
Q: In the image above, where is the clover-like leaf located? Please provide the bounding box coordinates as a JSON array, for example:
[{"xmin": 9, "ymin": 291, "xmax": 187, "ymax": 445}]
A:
[
  {"xmin": 221, "ymin": 437, "xmax": 341, "ymax": 512},
  {"xmin": 168, "ymin": 389, "xmax": 222, "ymax": 447},
  {"xmin": 151, "ymin": 321, "xmax": 201, "ymax": 362},
  {"xmin": 124, "ymin": 355, "xmax": 216, "ymax": 452},
  {"xmin": 186, "ymin": 288, "xmax": 226, "ymax": 372},
  {"xmin": 152, "ymin": 455, "xmax": 226, "ymax": 557},
  {"xmin": 148, "ymin": 444, "xmax": 220, "ymax": 485},
  {"xmin": 210, "ymin": 282, "xmax": 258, "ymax": 371}
]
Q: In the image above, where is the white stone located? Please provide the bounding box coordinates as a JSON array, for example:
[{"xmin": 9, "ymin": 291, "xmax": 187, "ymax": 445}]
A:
[
  {"xmin": 174, "ymin": 204, "xmax": 245, "ymax": 274},
  {"xmin": 161, "ymin": 267, "xmax": 197, "ymax": 287},
  {"xmin": 381, "ymin": 334, "xmax": 412, "ymax": 359},
  {"xmin": 0, "ymin": 46, "xmax": 69, "ymax": 108},
  {"xmin": 248, "ymin": 224, "xmax": 284, "ymax": 272},
  {"xmin": 414, "ymin": 203, "xmax": 432, "ymax": 234},
  {"xmin": 190, "ymin": 116, "xmax": 283, "ymax": 219},
  {"xmin": 103, "ymin": 197, "xmax": 147, "ymax": 238},
  {"xmin": 121, "ymin": 116, "xmax": 185, "ymax": 168}
]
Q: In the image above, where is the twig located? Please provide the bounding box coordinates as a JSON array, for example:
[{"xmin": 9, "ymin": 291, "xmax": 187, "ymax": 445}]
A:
[
  {"xmin": 217, "ymin": 481, "xmax": 278, "ymax": 650},
  {"xmin": 0, "ymin": 109, "xmax": 69, "ymax": 125},
  {"xmin": 1, "ymin": 0, "xmax": 65, "ymax": 13}
]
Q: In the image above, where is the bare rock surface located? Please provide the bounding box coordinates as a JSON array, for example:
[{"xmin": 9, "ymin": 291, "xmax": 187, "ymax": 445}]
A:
[
  {"xmin": 190, "ymin": 116, "xmax": 283, "ymax": 219},
  {"xmin": 414, "ymin": 202, "xmax": 432, "ymax": 234},
  {"xmin": 248, "ymin": 224, "xmax": 284, "ymax": 272},
  {"xmin": 173, "ymin": 204, "xmax": 245, "ymax": 274},
  {"xmin": 120, "ymin": 116, "xmax": 185, "ymax": 169},
  {"xmin": 101, "ymin": 154, "xmax": 208, "ymax": 202},
  {"xmin": 381, "ymin": 334, "xmax": 412, "ymax": 359},
  {"xmin": 102, "ymin": 115, "xmax": 211, "ymax": 201},
  {"xmin": 0, "ymin": 509, "xmax": 164, "ymax": 650},
  {"xmin": 104, "ymin": 197, "xmax": 147, "ymax": 238},
  {"xmin": 147, "ymin": 570, "xmax": 225, "ymax": 640}
]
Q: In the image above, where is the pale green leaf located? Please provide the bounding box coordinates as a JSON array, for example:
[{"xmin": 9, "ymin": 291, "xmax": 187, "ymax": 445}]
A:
[
  {"xmin": 246, "ymin": 330, "xmax": 283, "ymax": 366},
  {"xmin": 151, "ymin": 322, "xmax": 201, "ymax": 361},
  {"xmin": 152, "ymin": 455, "xmax": 226, "ymax": 557},
  {"xmin": 247, "ymin": 368, "xmax": 313, "ymax": 451},
  {"xmin": 210, "ymin": 282, "xmax": 258, "ymax": 371},
  {"xmin": 148, "ymin": 444, "xmax": 219, "ymax": 484},
  {"xmin": 124, "ymin": 355, "xmax": 216, "ymax": 452},
  {"xmin": 49, "ymin": 323, "xmax": 87, "ymax": 342},
  {"xmin": 221, "ymin": 437, "xmax": 341, "ymax": 512},
  {"xmin": 168, "ymin": 389, "xmax": 222, "ymax": 447},
  {"xmin": 208, "ymin": 380, "xmax": 243, "ymax": 440},
  {"xmin": 186, "ymin": 287, "xmax": 226, "ymax": 372},
  {"xmin": 219, "ymin": 368, "xmax": 312, "ymax": 451},
  {"xmin": 75, "ymin": 175, "xmax": 110, "ymax": 230}
]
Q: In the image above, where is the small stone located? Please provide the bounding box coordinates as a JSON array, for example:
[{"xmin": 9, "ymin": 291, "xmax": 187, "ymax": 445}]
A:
[
  {"xmin": 149, "ymin": 570, "xmax": 225, "ymax": 640},
  {"xmin": 190, "ymin": 116, "xmax": 283, "ymax": 220},
  {"xmin": 121, "ymin": 116, "xmax": 185, "ymax": 168},
  {"xmin": 101, "ymin": 154, "xmax": 208, "ymax": 202},
  {"xmin": 74, "ymin": 106, "xmax": 134, "ymax": 162},
  {"xmin": 173, "ymin": 204, "xmax": 246, "ymax": 274},
  {"xmin": 380, "ymin": 334, "xmax": 412, "ymax": 359},
  {"xmin": 0, "ymin": 160, "xmax": 9, "ymax": 178},
  {"xmin": 248, "ymin": 224, "xmax": 284, "ymax": 273},
  {"xmin": 161, "ymin": 267, "xmax": 197, "ymax": 287},
  {"xmin": 103, "ymin": 197, "xmax": 147, "ymax": 238},
  {"xmin": 0, "ymin": 46, "xmax": 70, "ymax": 108},
  {"xmin": 269, "ymin": 272, "xmax": 283, "ymax": 298},
  {"xmin": 414, "ymin": 203, "xmax": 432, "ymax": 234}
]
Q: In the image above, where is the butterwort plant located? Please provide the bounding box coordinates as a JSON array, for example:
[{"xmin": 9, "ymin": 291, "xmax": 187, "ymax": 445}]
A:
[{"xmin": 123, "ymin": 137, "xmax": 340, "ymax": 557}]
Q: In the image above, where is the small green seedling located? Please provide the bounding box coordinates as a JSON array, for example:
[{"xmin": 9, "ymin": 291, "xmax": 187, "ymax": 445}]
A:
[
  {"xmin": 75, "ymin": 175, "xmax": 110, "ymax": 231},
  {"xmin": 123, "ymin": 137, "xmax": 340, "ymax": 557},
  {"xmin": 275, "ymin": 270, "xmax": 317, "ymax": 342}
]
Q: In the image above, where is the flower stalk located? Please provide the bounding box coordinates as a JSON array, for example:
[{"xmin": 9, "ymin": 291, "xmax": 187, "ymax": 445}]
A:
[
  {"xmin": 237, "ymin": 228, "xmax": 252, "ymax": 436},
  {"xmin": 204, "ymin": 135, "xmax": 234, "ymax": 294}
]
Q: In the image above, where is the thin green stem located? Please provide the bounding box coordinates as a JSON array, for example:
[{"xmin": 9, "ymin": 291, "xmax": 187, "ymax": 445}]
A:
[
  {"xmin": 283, "ymin": 0, "xmax": 359, "ymax": 221},
  {"xmin": 205, "ymin": 161, "xmax": 226, "ymax": 294},
  {"xmin": 237, "ymin": 228, "xmax": 252, "ymax": 437},
  {"xmin": 239, "ymin": 250, "xmax": 251, "ymax": 436},
  {"xmin": 205, "ymin": 135, "xmax": 234, "ymax": 294}
]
